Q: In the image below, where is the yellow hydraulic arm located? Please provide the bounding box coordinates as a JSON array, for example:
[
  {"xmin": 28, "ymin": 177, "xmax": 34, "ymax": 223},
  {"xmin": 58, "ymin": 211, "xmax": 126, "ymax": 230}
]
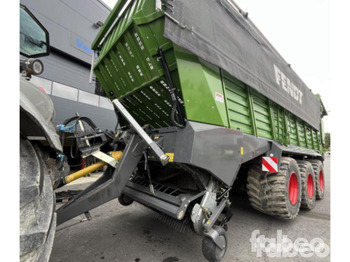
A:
[{"xmin": 64, "ymin": 151, "xmax": 123, "ymax": 185}]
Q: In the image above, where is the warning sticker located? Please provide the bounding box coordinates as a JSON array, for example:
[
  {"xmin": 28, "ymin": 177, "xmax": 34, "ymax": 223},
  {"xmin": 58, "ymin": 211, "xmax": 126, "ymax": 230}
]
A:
[
  {"xmin": 262, "ymin": 157, "xmax": 278, "ymax": 172},
  {"xmin": 165, "ymin": 153, "xmax": 174, "ymax": 162},
  {"xmin": 215, "ymin": 92, "xmax": 224, "ymax": 103}
]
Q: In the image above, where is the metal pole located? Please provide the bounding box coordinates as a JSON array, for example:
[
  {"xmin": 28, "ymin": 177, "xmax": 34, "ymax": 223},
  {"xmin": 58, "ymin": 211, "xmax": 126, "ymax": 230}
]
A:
[
  {"xmin": 89, "ymin": 51, "xmax": 95, "ymax": 84},
  {"xmin": 227, "ymin": 0, "xmax": 248, "ymax": 17},
  {"xmin": 112, "ymin": 99, "xmax": 169, "ymax": 165}
]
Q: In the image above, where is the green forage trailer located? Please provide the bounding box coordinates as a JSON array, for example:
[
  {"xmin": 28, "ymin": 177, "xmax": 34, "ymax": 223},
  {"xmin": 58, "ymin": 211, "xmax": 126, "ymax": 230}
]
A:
[{"xmin": 57, "ymin": 1, "xmax": 327, "ymax": 261}]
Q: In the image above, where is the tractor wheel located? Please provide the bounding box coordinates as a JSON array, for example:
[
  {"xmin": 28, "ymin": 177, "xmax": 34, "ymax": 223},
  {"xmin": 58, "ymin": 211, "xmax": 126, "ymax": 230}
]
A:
[
  {"xmin": 202, "ymin": 226, "xmax": 227, "ymax": 262},
  {"xmin": 309, "ymin": 160, "xmax": 325, "ymax": 200},
  {"xmin": 247, "ymin": 157, "xmax": 301, "ymax": 219},
  {"xmin": 297, "ymin": 161, "xmax": 316, "ymax": 210},
  {"xmin": 20, "ymin": 138, "xmax": 56, "ymax": 262}
]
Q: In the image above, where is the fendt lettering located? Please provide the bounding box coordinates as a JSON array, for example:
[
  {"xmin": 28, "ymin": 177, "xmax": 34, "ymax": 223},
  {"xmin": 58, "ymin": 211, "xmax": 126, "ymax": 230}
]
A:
[{"xmin": 274, "ymin": 64, "xmax": 303, "ymax": 104}]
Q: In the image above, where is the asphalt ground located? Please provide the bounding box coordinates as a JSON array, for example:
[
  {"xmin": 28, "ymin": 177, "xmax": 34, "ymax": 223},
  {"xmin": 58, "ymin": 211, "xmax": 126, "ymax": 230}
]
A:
[{"xmin": 50, "ymin": 156, "xmax": 330, "ymax": 262}]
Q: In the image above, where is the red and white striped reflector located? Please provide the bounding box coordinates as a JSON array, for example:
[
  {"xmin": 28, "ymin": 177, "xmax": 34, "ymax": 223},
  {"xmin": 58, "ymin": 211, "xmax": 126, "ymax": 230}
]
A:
[{"xmin": 262, "ymin": 157, "xmax": 278, "ymax": 172}]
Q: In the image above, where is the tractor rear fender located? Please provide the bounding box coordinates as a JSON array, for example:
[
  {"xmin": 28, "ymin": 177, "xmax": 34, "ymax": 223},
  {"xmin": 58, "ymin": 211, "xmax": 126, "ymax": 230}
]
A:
[{"xmin": 20, "ymin": 78, "xmax": 62, "ymax": 152}]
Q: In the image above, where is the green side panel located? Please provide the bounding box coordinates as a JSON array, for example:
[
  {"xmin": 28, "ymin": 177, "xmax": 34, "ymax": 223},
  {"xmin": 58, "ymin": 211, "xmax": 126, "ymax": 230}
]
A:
[
  {"xmin": 306, "ymin": 127, "xmax": 313, "ymax": 149},
  {"xmin": 221, "ymin": 72, "xmax": 323, "ymax": 152},
  {"xmin": 222, "ymin": 72, "xmax": 253, "ymax": 134},
  {"xmin": 279, "ymin": 108, "xmax": 288, "ymax": 143},
  {"xmin": 320, "ymin": 119, "xmax": 325, "ymax": 145},
  {"xmin": 312, "ymin": 130, "xmax": 319, "ymax": 151},
  {"xmin": 272, "ymin": 104, "xmax": 287, "ymax": 143},
  {"xmin": 297, "ymin": 120, "xmax": 307, "ymax": 148},
  {"xmin": 174, "ymin": 47, "xmax": 228, "ymax": 127},
  {"xmin": 250, "ymin": 89, "xmax": 273, "ymax": 139},
  {"xmin": 286, "ymin": 112, "xmax": 298, "ymax": 145},
  {"xmin": 222, "ymin": 72, "xmax": 273, "ymax": 139}
]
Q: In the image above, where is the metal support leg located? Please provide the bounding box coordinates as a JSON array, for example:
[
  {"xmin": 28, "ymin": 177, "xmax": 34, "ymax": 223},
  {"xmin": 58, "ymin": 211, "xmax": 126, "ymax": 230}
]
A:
[
  {"xmin": 203, "ymin": 198, "xmax": 228, "ymax": 250},
  {"xmin": 56, "ymin": 135, "xmax": 145, "ymax": 225},
  {"xmin": 113, "ymin": 99, "xmax": 169, "ymax": 165},
  {"xmin": 203, "ymin": 198, "xmax": 227, "ymax": 231}
]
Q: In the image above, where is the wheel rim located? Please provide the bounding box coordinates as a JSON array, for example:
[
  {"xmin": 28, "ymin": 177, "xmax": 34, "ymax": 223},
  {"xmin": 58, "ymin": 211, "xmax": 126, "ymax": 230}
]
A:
[
  {"xmin": 217, "ymin": 235, "xmax": 226, "ymax": 258},
  {"xmin": 307, "ymin": 173, "xmax": 314, "ymax": 199},
  {"xmin": 319, "ymin": 170, "xmax": 324, "ymax": 191},
  {"xmin": 288, "ymin": 172, "xmax": 298, "ymax": 205}
]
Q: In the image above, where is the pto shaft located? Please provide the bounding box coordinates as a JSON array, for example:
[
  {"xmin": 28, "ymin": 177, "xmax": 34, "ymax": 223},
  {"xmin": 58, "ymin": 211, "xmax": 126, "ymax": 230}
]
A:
[{"xmin": 62, "ymin": 151, "xmax": 123, "ymax": 186}]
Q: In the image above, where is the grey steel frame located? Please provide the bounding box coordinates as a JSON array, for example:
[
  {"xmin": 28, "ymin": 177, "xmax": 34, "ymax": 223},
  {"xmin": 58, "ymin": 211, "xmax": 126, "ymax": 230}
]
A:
[
  {"xmin": 56, "ymin": 134, "xmax": 145, "ymax": 225},
  {"xmin": 56, "ymin": 111, "xmax": 321, "ymax": 227}
]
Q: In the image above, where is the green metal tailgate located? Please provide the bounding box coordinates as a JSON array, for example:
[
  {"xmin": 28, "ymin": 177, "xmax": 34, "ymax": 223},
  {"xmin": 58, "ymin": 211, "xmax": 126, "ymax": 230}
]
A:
[{"xmin": 92, "ymin": 0, "xmax": 183, "ymax": 128}]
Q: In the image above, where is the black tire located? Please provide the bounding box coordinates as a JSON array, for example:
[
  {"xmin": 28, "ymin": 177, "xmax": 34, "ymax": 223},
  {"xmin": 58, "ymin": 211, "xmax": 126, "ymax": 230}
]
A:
[
  {"xmin": 297, "ymin": 161, "xmax": 316, "ymax": 210},
  {"xmin": 202, "ymin": 226, "xmax": 227, "ymax": 262},
  {"xmin": 118, "ymin": 193, "xmax": 134, "ymax": 206},
  {"xmin": 20, "ymin": 138, "xmax": 56, "ymax": 262},
  {"xmin": 247, "ymin": 157, "xmax": 302, "ymax": 219},
  {"xmin": 309, "ymin": 160, "xmax": 325, "ymax": 200}
]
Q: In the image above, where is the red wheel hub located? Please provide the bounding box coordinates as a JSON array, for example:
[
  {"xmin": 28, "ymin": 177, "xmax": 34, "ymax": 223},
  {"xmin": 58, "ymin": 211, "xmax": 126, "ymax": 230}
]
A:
[
  {"xmin": 307, "ymin": 173, "xmax": 314, "ymax": 199},
  {"xmin": 288, "ymin": 172, "xmax": 298, "ymax": 205},
  {"xmin": 319, "ymin": 170, "xmax": 324, "ymax": 191}
]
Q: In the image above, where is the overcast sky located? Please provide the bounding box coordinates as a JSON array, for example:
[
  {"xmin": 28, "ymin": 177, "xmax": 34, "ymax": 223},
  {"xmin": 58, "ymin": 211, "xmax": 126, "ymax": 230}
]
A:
[{"xmin": 102, "ymin": 0, "xmax": 330, "ymax": 131}]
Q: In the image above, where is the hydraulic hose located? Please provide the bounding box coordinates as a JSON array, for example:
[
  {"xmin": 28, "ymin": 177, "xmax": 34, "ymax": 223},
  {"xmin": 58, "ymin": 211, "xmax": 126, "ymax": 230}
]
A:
[
  {"xmin": 56, "ymin": 151, "xmax": 123, "ymax": 187},
  {"xmin": 158, "ymin": 47, "xmax": 186, "ymax": 128}
]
